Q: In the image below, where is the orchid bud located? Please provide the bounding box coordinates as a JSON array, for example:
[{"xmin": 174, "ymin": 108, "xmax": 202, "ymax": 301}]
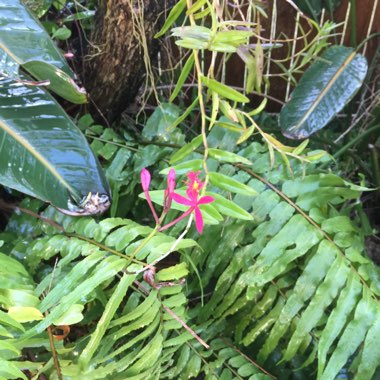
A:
[
  {"xmin": 140, "ymin": 168, "xmax": 159, "ymax": 224},
  {"xmin": 167, "ymin": 169, "xmax": 176, "ymax": 193},
  {"xmin": 141, "ymin": 168, "xmax": 151, "ymax": 192}
]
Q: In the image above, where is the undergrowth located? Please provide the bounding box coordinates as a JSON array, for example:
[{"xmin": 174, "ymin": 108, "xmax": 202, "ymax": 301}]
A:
[{"xmin": 0, "ymin": 1, "xmax": 379, "ymax": 379}]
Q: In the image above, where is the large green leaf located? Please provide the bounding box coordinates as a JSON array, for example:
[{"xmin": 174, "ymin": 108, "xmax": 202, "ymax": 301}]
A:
[
  {"xmin": 0, "ymin": 0, "xmax": 86, "ymax": 103},
  {"xmin": 0, "ymin": 75, "xmax": 110, "ymax": 213},
  {"xmin": 293, "ymin": 0, "xmax": 343, "ymax": 17},
  {"xmin": 280, "ymin": 46, "xmax": 367, "ymax": 139}
]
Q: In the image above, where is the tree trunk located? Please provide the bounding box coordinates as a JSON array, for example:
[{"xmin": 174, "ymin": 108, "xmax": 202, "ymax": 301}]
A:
[{"xmin": 84, "ymin": 0, "xmax": 170, "ymax": 123}]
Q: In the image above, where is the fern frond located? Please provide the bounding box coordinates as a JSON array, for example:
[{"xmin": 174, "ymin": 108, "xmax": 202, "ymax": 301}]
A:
[{"xmin": 179, "ymin": 140, "xmax": 380, "ymax": 378}]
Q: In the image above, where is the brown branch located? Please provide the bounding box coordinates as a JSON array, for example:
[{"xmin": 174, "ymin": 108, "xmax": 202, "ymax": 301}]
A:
[
  {"xmin": 135, "ymin": 280, "xmax": 209, "ymax": 349},
  {"xmin": 163, "ymin": 306, "xmax": 209, "ymax": 349},
  {"xmin": 0, "ymin": 201, "xmax": 64, "ymax": 232},
  {"xmin": 46, "ymin": 317, "xmax": 63, "ymax": 380},
  {"xmin": 220, "ymin": 336, "xmax": 277, "ymax": 379}
]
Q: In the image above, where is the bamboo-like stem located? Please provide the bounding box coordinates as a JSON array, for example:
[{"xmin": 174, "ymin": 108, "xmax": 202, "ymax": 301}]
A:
[
  {"xmin": 340, "ymin": 2, "xmax": 351, "ymax": 45},
  {"xmin": 349, "ymin": 0, "xmax": 357, "ymax": 47},
  {"xmin": 186, "ymin": 0, "xmax": 209, "ymax": 184},
  {"xmin": 264, "ymin": 0, "xmax": 277, "ymax": 96},
  {"xmin": 362, "ymin": 0, "xmax": 379, "ymax": 55},
  {"xmin": 285, "ymin": 11, "xmax": 300, "ymax": 102}
]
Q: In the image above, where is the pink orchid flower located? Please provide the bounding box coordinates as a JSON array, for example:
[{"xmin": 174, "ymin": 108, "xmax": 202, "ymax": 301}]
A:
[{"xmin": 160, "ymin": 171, "xmax": 214, "ymax": 234}]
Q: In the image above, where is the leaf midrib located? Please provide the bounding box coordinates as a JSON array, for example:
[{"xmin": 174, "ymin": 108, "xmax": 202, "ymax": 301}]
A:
[
  {"xmin": 288, "ymin": 51, "xmax": 356, "ymax": 132},
  {"xmin": 0, "ymin": 118, "xmax": 78, "ymax": 202}
]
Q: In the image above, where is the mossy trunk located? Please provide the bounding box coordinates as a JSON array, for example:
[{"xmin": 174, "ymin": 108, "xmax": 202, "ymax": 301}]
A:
[{"xmin": 84, "ymin": 0, "xmax": 170, "ymax": 123}]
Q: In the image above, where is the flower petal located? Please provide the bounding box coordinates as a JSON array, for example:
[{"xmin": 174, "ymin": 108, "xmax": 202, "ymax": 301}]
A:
[
  {"xmin": 186, "ymin": 187, "xmax": 199, "ymax": 201},
  {"xmin": 194, "ymin": 207, "xmax": 204, "ymax": 234},
  {"xmin": 140, "ymin": 168, "xmax": 151, "ymax": 192},
  {"xmin": 197, "ymin": 195, "xmax": 215, "ymax": 205},
  {"xmin": 187, "ymin": 171, "xmax": 201, "ymax": 182},
  {"xmin": 172, "ymin": 192, "xmax": 194, "ymax": 206},
  {"xmin": 167, "ymin": 168, "xmax": 176, "ymax": 193}
]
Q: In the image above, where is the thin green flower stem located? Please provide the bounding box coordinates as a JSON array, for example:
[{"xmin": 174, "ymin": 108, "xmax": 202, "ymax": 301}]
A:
[
  {"xmin": 126, "ymin": 226, "xmax": 159, "ymax": 266},
  {"xmin": 186, "ymin": 0, "xmax": 210, "ymax": 188},
  {"xmin": 158, "ymin": 208, "xmax": 193, "ymax": 232},
  {"xmin": 154, "ymin": 213, "xmax": 193, "ymax": 265}
]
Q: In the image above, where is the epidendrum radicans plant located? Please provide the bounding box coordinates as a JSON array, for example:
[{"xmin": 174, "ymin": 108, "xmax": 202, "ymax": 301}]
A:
[{"xmin": 0, "ymin": 1, "xmax": 379, "ymax": 380}]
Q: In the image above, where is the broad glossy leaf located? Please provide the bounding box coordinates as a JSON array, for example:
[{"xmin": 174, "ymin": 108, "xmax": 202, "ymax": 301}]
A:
[
  {"xmin": 0, "ymin": 76, "xmax": 110, "ymax": 213},
  {"xmin": 22, "ymin": 60, "xmax": 86, "ymax": 104},
  {"xmin": 142, "ymin": 103, "xmax": 181, "ymax": 142},
  {"xmin": 0, "ymin": 0, "xmax": 86, "ymax": 103},
  {"xmin": 280, "ymin": 46, "xmax": 367, "ymax": 139},
  {"xmin": 293, "ymin": 0, "xmax": 343, "ymax": 17}
]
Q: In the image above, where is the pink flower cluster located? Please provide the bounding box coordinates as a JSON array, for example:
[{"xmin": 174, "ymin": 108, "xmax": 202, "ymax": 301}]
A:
[{"xmin": 141, "ymin": 168, "xmax": 214, "ymax": 234}]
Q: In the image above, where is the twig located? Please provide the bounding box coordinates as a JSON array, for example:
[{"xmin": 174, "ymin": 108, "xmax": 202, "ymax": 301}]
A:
[
  {"xmin": 163, "ymin": 306, "xmax": 209, "ymax": 349},
  {"xmin": 362, "ymin": 0, "xmax": 379, "ymax": 56},
  {"xmin": 286, "ymin": 11, "xmax": 300, "ymax": 102},
  {"xmin": 0, "ymin": 201, "xmax": 64, "ymax": 232},
  {"xmin": 340, "ymin": 2, "xmax": 351, "ymax": 45},
  {"xmin": 46, "ymin": 317, "xmax": 63, "ymax": 380},
  {"xmin": 334, "ymin": 93, "xmax": 380, "ymax": 143},
  {"xmin": 135, "ymin": 280, "xmax": 209, "ymax": 349},
  {"xmin": 220, "ymin": 336, "xmax": 277, "ymax": 379}
]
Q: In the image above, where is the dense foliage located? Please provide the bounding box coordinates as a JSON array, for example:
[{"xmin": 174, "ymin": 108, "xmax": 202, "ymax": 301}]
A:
[{"xmin": 0, "ymin": 1, "xmax": 379, "ymax": 379}]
